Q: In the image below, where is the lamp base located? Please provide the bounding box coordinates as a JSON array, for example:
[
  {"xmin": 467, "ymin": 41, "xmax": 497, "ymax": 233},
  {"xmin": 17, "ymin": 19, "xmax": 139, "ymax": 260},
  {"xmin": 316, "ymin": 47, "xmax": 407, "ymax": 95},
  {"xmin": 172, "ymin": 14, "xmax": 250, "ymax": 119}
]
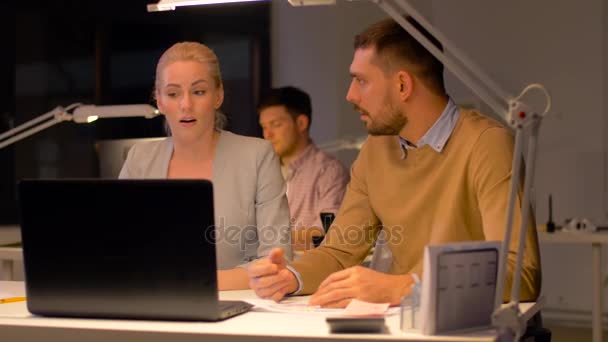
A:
[{"xmin": 492, "ymin": 298, "xmax": 544, "ymax": 342}]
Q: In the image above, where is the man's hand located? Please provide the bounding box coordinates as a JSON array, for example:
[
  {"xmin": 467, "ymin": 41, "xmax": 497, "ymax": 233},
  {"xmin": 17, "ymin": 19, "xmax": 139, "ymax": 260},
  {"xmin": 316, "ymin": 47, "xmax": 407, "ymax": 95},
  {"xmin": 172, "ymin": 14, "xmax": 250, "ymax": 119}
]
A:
[
  {"xmin": 308, "ymin": 266, "xmax": 414, "ymax": 308},
  {"xmin": 247, "ymin": 248, "xmax": 298, "ymax": 302}
]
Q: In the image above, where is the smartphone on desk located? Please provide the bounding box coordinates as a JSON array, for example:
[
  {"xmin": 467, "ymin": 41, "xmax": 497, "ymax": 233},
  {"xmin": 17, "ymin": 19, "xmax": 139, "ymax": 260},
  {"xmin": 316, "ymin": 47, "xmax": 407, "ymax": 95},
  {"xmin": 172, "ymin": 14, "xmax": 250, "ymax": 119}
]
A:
[
  {"xmin": 326, "ymin": 316, "xmax": 386, "ymax": 333},
  {"xmin": 313, "ymin": 212, "xmax": 336, "ymax": 248}
]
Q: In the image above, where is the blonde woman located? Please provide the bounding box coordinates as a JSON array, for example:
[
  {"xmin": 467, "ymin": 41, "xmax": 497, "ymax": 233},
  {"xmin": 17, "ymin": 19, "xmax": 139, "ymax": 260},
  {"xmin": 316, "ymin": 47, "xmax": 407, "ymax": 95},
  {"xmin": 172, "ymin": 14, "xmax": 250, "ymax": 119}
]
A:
[{"xmin": 119, "ymin": 42, "xmax": 292, "ymax": 290}]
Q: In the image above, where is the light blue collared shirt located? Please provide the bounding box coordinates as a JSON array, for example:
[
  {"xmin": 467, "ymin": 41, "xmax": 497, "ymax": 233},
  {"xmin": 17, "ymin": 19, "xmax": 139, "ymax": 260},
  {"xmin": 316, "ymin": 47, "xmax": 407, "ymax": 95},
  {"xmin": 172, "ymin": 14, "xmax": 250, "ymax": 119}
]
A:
[{"xmin": 399, "ymin": 98, "xmax": 460, "ymax": 154}]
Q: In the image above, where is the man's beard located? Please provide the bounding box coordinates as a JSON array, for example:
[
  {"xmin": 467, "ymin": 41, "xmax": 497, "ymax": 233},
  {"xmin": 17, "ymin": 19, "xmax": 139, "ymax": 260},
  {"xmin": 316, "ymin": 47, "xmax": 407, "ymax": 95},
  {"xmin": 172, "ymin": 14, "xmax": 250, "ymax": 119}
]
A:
[{"xmin": 357, "ymin": 94, "xmax": 407, "ymax": 136}]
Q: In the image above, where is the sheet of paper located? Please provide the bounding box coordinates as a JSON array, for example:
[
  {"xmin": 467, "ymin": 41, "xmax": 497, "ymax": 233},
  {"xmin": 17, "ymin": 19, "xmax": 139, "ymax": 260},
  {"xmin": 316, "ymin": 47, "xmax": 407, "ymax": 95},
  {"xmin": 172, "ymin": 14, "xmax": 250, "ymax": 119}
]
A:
[
  {"xmin": 244, "ymin": 298, "xmax": 343, "ymax": 314},
  {"xmin": 244, "ymin": 297, "xmax": 399, "ymax": 316},
  {"xmin": 342, "ymin": 299, "xmax": 389, "ymax": 316}
]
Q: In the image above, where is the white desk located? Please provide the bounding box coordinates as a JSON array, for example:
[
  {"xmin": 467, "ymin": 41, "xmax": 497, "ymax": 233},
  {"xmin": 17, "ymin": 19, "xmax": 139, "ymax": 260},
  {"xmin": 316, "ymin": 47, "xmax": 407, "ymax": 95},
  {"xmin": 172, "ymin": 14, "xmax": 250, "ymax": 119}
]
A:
[
  {"xmin": 539, "ymin": 231, "xmax": 608, "ymax": 342},
  {"xmin": 0, "ymin": 281, "xmax": 535, "ymax": 342}
]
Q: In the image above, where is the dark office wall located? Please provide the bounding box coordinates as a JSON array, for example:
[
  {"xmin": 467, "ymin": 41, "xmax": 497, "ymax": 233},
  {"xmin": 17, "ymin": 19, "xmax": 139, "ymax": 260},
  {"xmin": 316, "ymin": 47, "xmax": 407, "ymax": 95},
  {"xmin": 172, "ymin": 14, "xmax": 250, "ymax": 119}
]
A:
[
  {"xmin": 0, "ymin": 3, "xmax": 17, "ymax": 223},
  {"xmin": 0, "ymin": 0, "xmax": 270, "ymax": 224}
]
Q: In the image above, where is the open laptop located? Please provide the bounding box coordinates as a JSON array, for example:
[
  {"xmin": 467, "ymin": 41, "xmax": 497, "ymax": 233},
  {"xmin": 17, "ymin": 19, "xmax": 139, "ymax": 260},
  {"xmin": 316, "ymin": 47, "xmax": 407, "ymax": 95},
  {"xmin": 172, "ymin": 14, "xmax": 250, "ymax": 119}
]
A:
[{"xmin": 17, "ymin": 179, "xmax": 252, "ymax": 321}]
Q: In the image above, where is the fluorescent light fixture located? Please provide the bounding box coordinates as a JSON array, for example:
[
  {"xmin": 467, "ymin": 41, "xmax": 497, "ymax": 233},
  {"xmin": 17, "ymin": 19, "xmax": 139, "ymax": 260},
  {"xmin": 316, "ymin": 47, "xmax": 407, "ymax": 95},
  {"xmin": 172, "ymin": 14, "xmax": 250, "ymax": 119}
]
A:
[
  {"xmin": 147, "ymin": 0, "xmax": 267, "ymax": 12},
  {"xmin": 287, "ymin": 0, "xmax": 335, "ymax": 6},
  {"xmin": 0, "ymin": 104, "xmax": 160, "ymax": 150}
]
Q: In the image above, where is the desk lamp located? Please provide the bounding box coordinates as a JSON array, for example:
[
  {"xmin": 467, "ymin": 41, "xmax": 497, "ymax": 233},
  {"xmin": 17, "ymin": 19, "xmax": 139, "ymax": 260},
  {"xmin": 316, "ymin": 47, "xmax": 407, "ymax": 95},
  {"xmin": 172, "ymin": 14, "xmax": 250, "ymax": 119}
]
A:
[
  {"xmin": 147, "ymin": 0, "xmax": 268, "ymax": 11},
  {"xmin": 146, "ymin": 0, "xmax": 552, "ymax": 339},
  {"xmin": 0, "ymin": 104, "xmax": 160, "ymax": 150}
]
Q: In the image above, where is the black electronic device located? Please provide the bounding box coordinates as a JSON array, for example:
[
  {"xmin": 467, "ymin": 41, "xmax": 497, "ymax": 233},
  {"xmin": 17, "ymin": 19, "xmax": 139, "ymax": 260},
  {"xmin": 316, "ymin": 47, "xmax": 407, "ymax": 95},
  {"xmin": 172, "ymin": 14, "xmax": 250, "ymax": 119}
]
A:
[
  {"xmin": 18, "ymin": 179, "xmax": 252, "ymax": 321},
  {"xmin": 546, "ymin": 194, "xmax": 556, "ymax": 233},
  {"xmin": 312, "ymin": 212, "xmax": 336, "ymax": 248},
  {"xmin": 326, "ymin": 316, "xmax": 386, "ymax": 333}
]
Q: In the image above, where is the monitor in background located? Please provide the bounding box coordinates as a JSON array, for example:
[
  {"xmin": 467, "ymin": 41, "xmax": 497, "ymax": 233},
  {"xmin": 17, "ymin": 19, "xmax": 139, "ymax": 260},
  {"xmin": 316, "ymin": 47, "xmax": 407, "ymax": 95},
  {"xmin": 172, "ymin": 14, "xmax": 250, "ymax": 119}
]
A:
[{"xmin": 96, "ymin": 137, "xmax": 165, "ymax": 178}]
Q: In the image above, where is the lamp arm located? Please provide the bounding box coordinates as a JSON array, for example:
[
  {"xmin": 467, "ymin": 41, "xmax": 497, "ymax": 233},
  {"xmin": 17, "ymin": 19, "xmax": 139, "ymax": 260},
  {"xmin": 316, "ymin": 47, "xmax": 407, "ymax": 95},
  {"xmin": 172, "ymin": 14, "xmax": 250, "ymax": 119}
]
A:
[
  {"xmin": 510, "ymin": 120, "xmax": 541, "ymax": 304},
  {"xmin": 0, "ymin": 103, "xmax": 159, "ymax": 150},
  {"xmin": 491, "ymin": 121, "xmax": 543, "ymax": 342},
  {"xmin": 0, "ymin": 104, "xmax": 79, "ymax": 150},
  {"xmin": 374, "ymin": 0, "xmax": 552, "ymax": 128},
  {"xmin": 376, "ymin": 0, "xmax": 508, "ymax": 120},
  {"xmin": 493, "ymin": 128, "xmax": 525, "ymax": 310},
  {"xmin": 379, "ymin": 0, "xmax": 512, "ymax": 116},
  {"xmin": 0, "ymin": 108, "xmax": 62, "ymax": 142}
]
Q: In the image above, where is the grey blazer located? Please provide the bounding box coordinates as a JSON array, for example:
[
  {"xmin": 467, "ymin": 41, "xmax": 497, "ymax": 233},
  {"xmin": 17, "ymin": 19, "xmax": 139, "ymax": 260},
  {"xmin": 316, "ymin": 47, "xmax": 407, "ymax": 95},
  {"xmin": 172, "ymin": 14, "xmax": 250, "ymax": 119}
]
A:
[{"xmin": 119, "ymin": 130, "xmax": 293, "ymax": 269}]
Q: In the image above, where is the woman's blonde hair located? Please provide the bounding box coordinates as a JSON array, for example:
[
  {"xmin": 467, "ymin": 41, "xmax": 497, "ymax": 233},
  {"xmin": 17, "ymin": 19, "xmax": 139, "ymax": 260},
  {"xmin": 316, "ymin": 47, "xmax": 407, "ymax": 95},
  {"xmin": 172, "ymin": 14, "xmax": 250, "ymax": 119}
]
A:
[{"xmin": 155, "ymin": 42, "xmax": 227, "ymax": 131}]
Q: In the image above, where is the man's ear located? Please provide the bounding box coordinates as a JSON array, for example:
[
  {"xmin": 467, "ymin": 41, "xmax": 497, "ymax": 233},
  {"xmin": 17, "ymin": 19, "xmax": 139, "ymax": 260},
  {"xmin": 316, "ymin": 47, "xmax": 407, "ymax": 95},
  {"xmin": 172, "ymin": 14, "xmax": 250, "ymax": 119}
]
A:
[
  {"xmin": 396, "ymin": 70, "xmax": 414, "ymax": 101},
  {"xmin": 295, "ymin": 114, "xmax": 310, "ymax": 133}
]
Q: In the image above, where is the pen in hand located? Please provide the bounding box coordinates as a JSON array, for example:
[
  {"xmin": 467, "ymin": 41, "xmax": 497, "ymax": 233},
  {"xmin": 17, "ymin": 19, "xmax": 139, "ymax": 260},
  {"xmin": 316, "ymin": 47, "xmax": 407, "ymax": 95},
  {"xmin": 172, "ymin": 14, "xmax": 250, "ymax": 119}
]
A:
[{"xmin": 0, "ymin": 297, "xmax": 26, "ymax": 304}]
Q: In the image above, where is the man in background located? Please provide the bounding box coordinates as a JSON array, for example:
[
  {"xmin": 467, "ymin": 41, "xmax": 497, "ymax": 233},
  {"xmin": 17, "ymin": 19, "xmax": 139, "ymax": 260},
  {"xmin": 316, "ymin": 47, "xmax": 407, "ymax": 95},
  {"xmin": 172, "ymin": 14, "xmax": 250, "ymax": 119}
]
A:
[{"xmin": 258, "ymin": 86, "xmax": 350, "ymax": 250}]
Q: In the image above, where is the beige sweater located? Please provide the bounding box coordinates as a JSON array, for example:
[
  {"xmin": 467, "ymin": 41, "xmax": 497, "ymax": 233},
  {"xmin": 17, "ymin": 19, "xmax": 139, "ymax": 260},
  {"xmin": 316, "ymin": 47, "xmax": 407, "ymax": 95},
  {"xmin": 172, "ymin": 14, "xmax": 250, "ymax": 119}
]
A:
[{"xmin": 290, "ymin": 110, "xmax": 541, "ymax": 302}]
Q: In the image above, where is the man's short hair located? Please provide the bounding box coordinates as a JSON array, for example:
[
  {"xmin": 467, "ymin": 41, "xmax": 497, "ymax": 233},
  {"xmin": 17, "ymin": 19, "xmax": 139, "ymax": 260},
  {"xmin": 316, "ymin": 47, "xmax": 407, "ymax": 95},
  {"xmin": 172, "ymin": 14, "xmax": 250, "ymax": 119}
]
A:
[
  {"xmin": 354, "ymin": 16, "xmax": 446, "ymax": 95},
  {"xmin": 257, "ymin": 86, "xmax": 312, "ymax": 125}
]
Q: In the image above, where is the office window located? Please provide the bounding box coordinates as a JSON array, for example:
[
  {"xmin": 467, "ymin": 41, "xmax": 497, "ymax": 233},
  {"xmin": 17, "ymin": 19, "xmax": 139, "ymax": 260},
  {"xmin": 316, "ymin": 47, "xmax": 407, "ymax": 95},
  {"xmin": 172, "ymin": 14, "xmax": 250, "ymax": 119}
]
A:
[{"xmin": 0, "ymin": 0, "xmax": 270, "ymax": 224}]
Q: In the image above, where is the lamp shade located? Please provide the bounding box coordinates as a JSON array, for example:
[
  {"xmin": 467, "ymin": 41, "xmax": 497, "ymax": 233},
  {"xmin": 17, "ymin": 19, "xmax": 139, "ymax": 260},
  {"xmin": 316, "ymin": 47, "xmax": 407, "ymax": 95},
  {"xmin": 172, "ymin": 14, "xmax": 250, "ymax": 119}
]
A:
[
  {"xmin": 147, "ymin": 0, "xmax": 267, "ymax": 11},
  {"xmin": 72, "ymin": 105, "xmax": 160, "ymax": 123}
]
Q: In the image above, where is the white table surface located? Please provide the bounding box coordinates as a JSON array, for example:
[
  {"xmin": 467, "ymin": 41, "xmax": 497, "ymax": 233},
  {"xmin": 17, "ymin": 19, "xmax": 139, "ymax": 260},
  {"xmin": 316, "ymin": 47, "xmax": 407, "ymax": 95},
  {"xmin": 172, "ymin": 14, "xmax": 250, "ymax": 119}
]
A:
[
  {"xmin": 539, "ymin": 230, "xmax": 608, "ymax": 244},
  {"xmin": 0, "ymin": 281, "xmax": 519, "ymax": 342}
]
